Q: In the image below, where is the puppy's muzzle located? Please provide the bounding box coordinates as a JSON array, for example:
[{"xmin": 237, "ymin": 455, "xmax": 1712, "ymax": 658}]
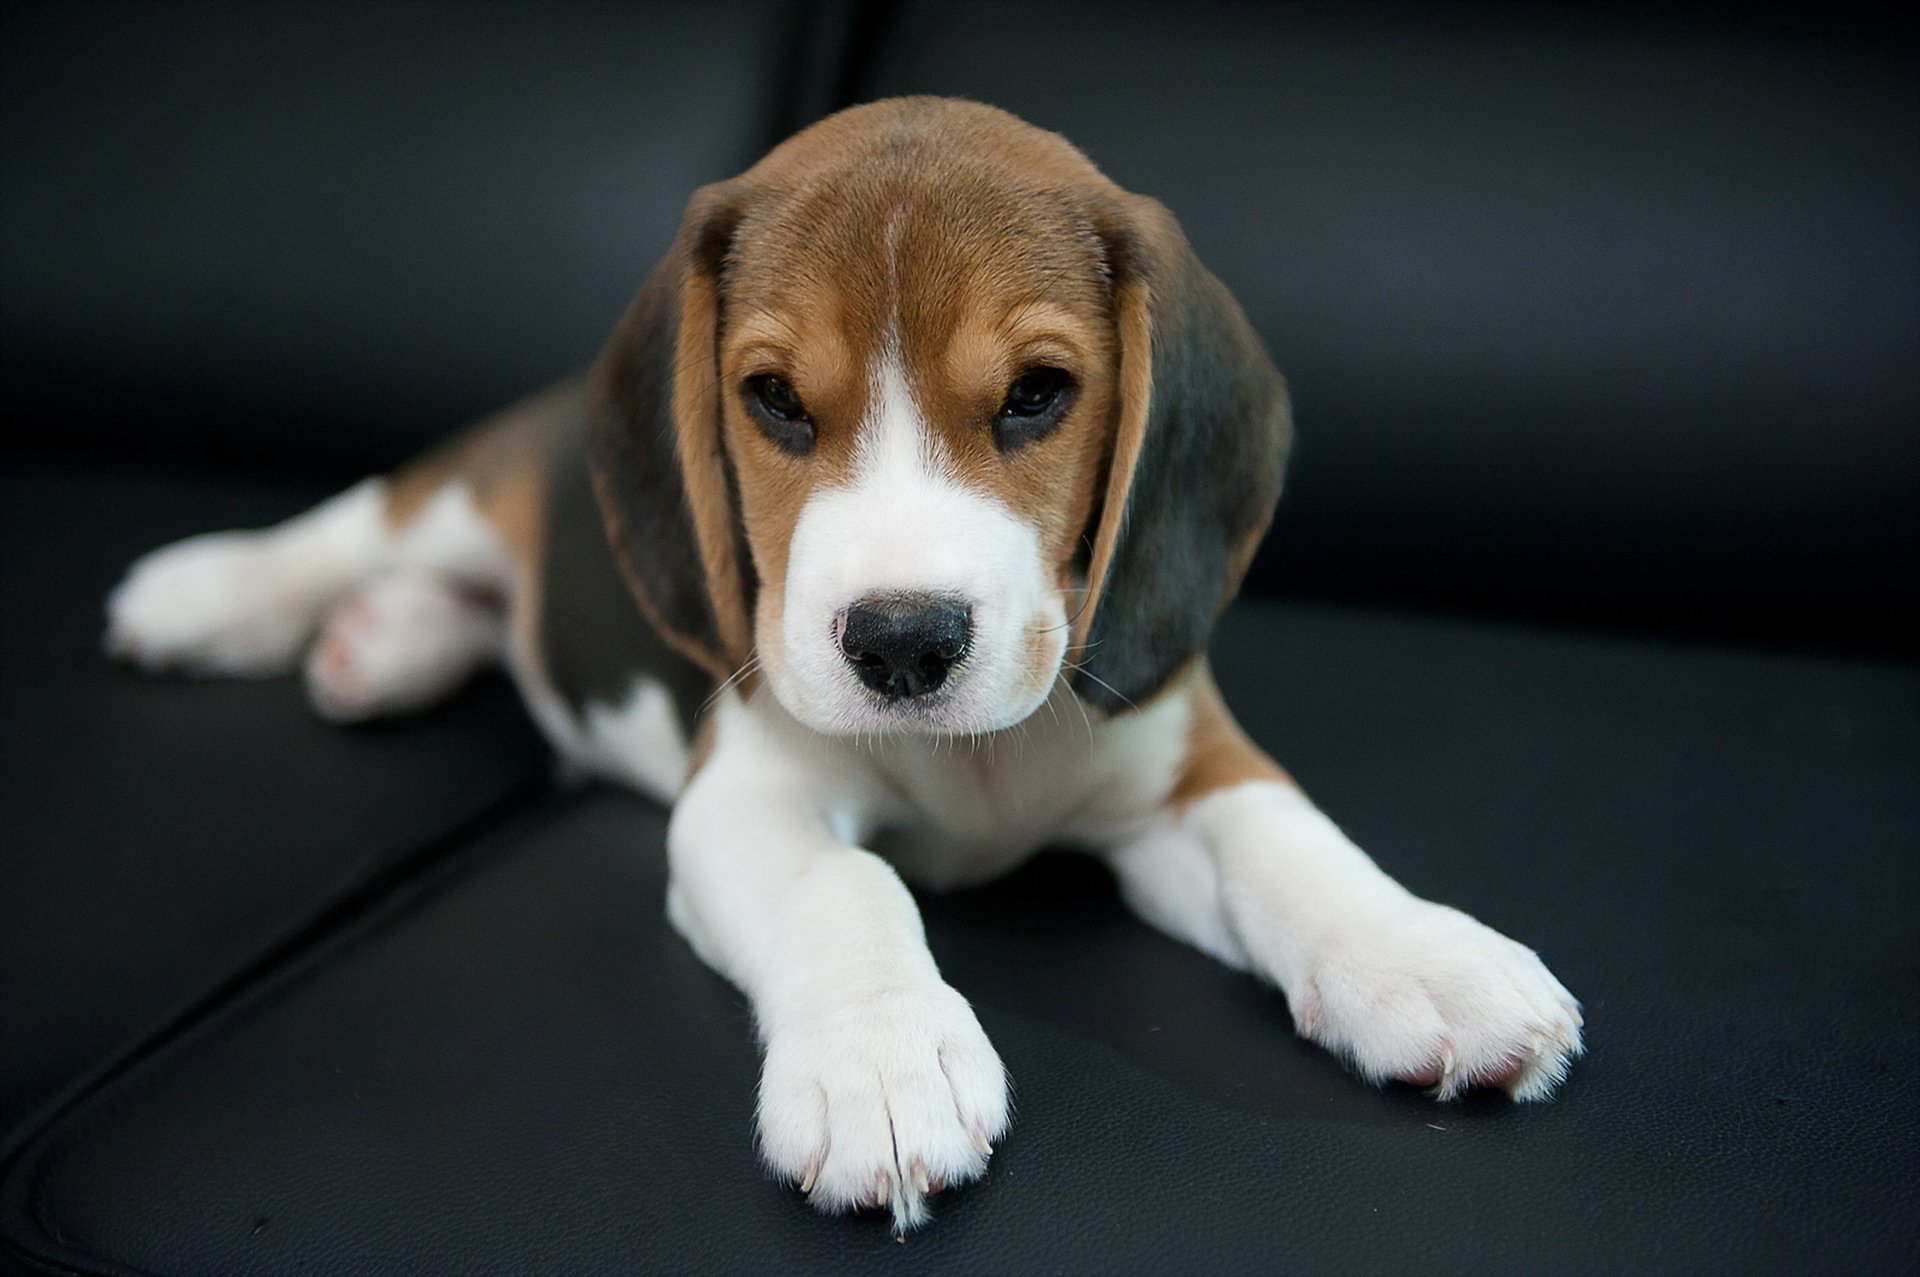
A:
[{"xmin": 837, "ymin": 595, "xmax": 971, "ymax": 701}]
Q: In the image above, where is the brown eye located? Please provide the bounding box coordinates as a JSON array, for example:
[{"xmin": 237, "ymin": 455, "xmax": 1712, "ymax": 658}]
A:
[
  {"xmin": 993, "ymin": 366, "xmax": 1076, "ymax": 452},
  {"xmin": 743, "ymin": 374, "xmax": 814, "ymax": 455}
]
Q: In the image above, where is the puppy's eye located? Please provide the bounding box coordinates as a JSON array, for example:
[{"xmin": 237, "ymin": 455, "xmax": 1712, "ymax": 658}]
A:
[
  {"xmin": 993, "ymin": 366, "xmax": 1076, "ymax": 452},
  {"xmin": 743, "ymin": 374, "xmax": 815, "ymax": 455}
]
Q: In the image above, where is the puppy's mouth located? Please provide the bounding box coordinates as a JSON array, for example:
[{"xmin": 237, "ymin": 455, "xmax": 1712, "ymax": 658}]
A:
[
  {"xmin": 856, "ymin": 678, "xmax": 964, "ymax": 726},
  {"xmin": 837, "ymin": 652, "xmax": 972, "ymax": 733}
]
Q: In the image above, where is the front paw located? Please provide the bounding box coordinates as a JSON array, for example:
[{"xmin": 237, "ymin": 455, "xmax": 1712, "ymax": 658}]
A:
[
  {"xmin": 1292, "ymin": 899, "xmax": 1584, "ymax": 1101},
  {"xmin": 756, "ymin": 984, "xmax": 1010, "ymax": 1232}
]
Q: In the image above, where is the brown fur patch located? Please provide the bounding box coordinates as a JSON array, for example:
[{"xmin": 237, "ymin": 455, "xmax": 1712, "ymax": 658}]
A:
[
  {"xmin": 1166, "ymin": 664, "xmax": 1299, "ymax": 812},
  {"xmin": 1074, "ymin": 276, "xmax": 1153, "ymax": 653},
  {"xmin": 671, "ymin": 265, "xmax": 755, "ymax": 670},
  {"xmin": 384, "ymin": 379, "xmax": 568, "ymax": 578}
]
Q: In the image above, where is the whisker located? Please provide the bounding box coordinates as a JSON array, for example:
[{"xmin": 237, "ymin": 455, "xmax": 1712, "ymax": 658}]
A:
[
  {"xmin": 1063, "ymin": 660, "xmax": 1135, "ymax": 713},
  {"xmin": 700, "ymin": 650, "xmax": 762, "ymax": 714},
  {"xmin": 1059, "ymin": 679, "xmax": 1096, "ymax": 757}
]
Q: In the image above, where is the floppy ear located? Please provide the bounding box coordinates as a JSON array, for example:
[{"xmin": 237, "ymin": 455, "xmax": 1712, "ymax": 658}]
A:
[
  {"xmin": 586, "ymin": 182, "xmax": 755, "ymax": 683},
  {"xmin": 1072, "ymin": 193, "xmax": 1293, "ymax": 712}
]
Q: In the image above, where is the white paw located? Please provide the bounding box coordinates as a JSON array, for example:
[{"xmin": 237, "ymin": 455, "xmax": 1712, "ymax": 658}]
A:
[
  {"xmin": 105, "ymin": 532, "xmax": 319, "ymax": 677},
  {"xmin": 756, "ymin": 985, "xmax": 1010, "ymax": 1233},
  {"xmin": 1292, "ymin": 898, "xmax": 1584, "ymax": 1101},
  {"xmin": 304, "ymin": 574, "xmax": 501, "ymax": 723}
]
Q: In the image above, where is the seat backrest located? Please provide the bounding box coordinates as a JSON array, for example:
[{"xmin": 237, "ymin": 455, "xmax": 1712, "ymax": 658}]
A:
[
  {"xmin": 0, "ymin": 0, "xmax": 803, "ymax": 473},
  {"xmin": 860, "ymin": 2, "xmax": 1919, "ymax": 653}
]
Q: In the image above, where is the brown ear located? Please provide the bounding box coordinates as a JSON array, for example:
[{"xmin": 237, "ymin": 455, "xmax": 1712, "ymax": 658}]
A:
[
  {"xmin": 586, "ymin": 182, "xmax": 754, "ymax": 683},
  {"xmin": 1072, "ymin": 193, "xmax": 1293, "ymax": 712}
]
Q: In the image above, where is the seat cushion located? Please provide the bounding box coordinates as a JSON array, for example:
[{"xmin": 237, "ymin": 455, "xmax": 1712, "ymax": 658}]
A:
[
  {"xmin": 0, "ymin": 466, "xmax": 550, "ymax": 1139},
  {"xmin": 5, "ymin": 598, "xmax": 1914, "ymax": 1274}
]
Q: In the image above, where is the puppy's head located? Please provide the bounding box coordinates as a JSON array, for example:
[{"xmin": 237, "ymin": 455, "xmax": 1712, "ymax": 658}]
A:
[{"xmin": 591, "ymin": 98, "xmax": 1289, "ymax": 737}]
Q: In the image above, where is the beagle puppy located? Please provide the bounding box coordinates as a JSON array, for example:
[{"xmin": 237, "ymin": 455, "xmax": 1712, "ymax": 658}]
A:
[{"xmin": 106, "ymin": 98, "xmax": 1582, "ymax": 1232}]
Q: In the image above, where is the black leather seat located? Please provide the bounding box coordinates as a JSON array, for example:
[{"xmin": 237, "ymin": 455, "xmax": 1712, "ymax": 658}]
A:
[
  {"xmin": 3, "ymin": 4, "xmax": 1915, "ymax": 1274},
  {"xmin": 0, "ymin": 468, "xmax": 549, "ymax": 1142}
]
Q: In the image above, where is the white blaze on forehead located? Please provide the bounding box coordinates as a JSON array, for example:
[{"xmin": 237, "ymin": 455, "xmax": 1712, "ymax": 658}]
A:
[
  {"xmin": 824, "ymin": 341, "xmax": 1002, "ymax": 598},
  {"xmin": 857, "ymin": 338, "xmax": 949, "ymax": 487},
  {"xmin": 867, "ymin": 201, "xmax": 931, "ymax": 486}
]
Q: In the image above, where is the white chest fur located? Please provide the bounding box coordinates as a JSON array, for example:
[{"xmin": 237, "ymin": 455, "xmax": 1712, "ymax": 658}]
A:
[{"xmin": 718, "ymin": 682, "xmax": 1193, "ymax": 890}]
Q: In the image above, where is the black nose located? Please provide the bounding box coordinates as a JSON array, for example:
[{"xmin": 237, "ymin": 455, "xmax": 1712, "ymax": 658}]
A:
[{"xmin": 839, "ymin": 595, "xmax": 971, "ymax": 700}]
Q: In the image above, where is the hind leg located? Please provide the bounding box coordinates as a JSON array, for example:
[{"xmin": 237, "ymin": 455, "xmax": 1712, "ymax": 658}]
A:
[
  {"xmin": 109, "ymin": 381, "xmax": 567, "ymax": 733},
  {"xmin": 107, "ymin": 396, "xmax": 543, "ymax": 681},
  {"xmin": 106, "ymin": 480, "xmax": 391, "ymax": 677},
  {"xmin": 304, "ymin": 571, "xmax": 506, "ymax": 722}
]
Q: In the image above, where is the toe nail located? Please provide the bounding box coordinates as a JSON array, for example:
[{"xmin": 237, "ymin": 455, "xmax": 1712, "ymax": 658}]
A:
[
  {"xmin": 971, "ymin": 1128, "xmax": 993, "ymax": 1158},
  {"xmin": 910, "ymin": 1159, "xmax": 930, "ymax": 1195},
  {"xmin": 799, "ymin": 1167, "xmax": 817, "ymax": 1195}
]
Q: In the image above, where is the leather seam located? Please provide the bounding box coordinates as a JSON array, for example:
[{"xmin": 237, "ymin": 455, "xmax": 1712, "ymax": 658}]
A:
[{"xmin": 2, "ymin": 774, "xmax": 558, "ymax": 1277}]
